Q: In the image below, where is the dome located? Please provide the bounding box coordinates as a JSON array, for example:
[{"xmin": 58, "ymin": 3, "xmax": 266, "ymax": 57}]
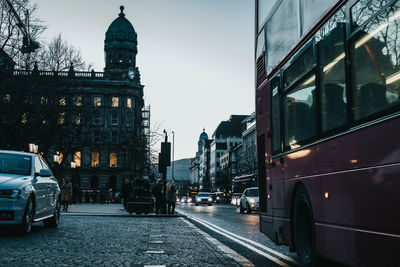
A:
[
  {"xmin": 199, "ymin": 129, "xmax": 208, "ymax": 140},
  {"xmin": 105, "ymin": 6, "xmax": 137, "ymax": 49}
]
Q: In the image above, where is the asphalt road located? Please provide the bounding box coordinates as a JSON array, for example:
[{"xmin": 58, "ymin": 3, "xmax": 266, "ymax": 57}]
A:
[{"xmin": 176, "ymin": 203, "xmax": 298, "ymax": 267}]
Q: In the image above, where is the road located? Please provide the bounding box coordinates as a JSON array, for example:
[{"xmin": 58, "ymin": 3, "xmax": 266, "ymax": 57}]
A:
[{"xmin": 176, "ymin": 202, "xmax": 298, "ymax": 267}]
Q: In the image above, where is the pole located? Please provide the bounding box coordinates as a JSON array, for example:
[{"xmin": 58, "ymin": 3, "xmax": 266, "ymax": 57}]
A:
[
  {"xmin": 172, "ymin": 132, "xmax": 174, "ymax": 180},
  {"xmin": 162, "ymin": 129, "xmax": 168, "ymax": 214}
]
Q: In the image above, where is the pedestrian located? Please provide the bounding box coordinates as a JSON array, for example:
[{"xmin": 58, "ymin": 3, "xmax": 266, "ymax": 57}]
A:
[
  {"xmin": 73, "ymin": 183, "xmax": 80, "ymax": 205},
  {"xmin": 61, "ymin": 177, "xmax": 72, "ymax": 212},
  {"xmin": 167, "ymin": 182, "xmax": 177, "ymax": 215},
  {"xmin": 122, "ymin": 179, "xmax": 131, "ymax": 209},
  {"xmin": 152, "ymin": 179, "xmax": 163, "ymax": 214},
  {"xmin": 91, "ymin": 188, "xmax": 98, "ymax": 204}
]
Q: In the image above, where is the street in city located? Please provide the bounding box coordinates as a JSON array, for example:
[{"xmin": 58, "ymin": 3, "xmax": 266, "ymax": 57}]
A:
[{"xmin": 0, "ymin": 203, "xmax": 300, "ymax": 267}]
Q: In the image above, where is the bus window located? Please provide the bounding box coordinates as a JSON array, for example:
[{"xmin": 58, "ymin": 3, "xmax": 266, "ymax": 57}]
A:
[
  {"xmin": 351, "ymin": 1, "xmax": 400, "ymax": 121},
  {"xmin": 271, "ymin": 77, "xmax": 281, "ymax": 154},
  {"xmin": 283, "ymin": 75, "xmax": 317, "ymax": 150},
  {"xmin": 316, "ymin": 9, "xmax": 347, "ymax": 132}
]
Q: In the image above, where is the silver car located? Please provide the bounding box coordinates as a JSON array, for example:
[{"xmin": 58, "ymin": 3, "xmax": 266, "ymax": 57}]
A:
[
  {"xmin": 239, "ymin": 187, "xmax": 259, "ymax": 213},
  {"xmin": 0, "ymin": 150, "xmax": 61, "ymax": 234}
]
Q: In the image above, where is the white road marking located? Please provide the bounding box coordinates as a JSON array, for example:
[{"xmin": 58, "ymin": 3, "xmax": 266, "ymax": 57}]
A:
[
  {"xmin": 148, "ymin": 241, "xmax": 164, "ymax": 244},
  {"xmin": 179, "ymin": 210, "xmax": 298, "ymax": 266},
  {"xmin": 181, "ymin": 218, "xmax": 255, "ymax": 267},
  {"xmin": 144, "ymin": 265, "xmax": 166, "ymax": 267},
  {"xmin": 143, "ymin": 250, "xmax": 164, "ymax": 254}
]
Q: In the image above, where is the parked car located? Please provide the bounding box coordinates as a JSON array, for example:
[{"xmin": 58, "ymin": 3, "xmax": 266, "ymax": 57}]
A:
[
  {"xmin": 195, "ymin": 192, "xmax": 213, "ymax": 206},
  {"xmin": 239, "ymin": 187, "xmax": 259, "ymax": 213},
  {"xmin": 0, "ymin": 150, "xmax": 61, "ymax": 234}
]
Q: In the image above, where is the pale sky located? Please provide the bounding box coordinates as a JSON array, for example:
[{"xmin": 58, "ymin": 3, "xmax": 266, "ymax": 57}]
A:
[{"xmin": 34, "ymin": 0, "xmax": 255, "ymax": 161}]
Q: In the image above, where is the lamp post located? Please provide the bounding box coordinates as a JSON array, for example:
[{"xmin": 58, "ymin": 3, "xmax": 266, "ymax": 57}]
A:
[
  {"xmin": 29, "ymin": 143, "xmax": 38, "ymax": 153},
  {"xmin": 172, "ymin": 131, "xmax": 175, "ymax": 181},
  {"xmin": 71, "ymin": 161, "xmax": 77, "ymax": 169}
]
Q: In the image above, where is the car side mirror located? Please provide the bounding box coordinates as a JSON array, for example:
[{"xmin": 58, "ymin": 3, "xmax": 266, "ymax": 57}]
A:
[{"xmin": 39, "ymin": 169, "xmax": 52, "ymax": 177}]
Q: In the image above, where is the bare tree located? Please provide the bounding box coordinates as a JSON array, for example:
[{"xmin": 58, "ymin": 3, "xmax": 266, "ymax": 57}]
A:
[{"xmin": 38, "ymin": 33, "xmax": 91, "ymax": 72}]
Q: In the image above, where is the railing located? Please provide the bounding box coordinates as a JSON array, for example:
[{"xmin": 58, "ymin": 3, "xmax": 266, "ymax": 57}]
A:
[{"xmin": 12, "ymin": 69, "xmax": 129, "ymax": 81}]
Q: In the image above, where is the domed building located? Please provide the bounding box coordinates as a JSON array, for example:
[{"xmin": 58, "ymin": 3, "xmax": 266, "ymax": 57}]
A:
[
  {"xmin": 190, "ymin": 129, "xmax": 211, "ymax": 190},
  {"xmin": 0, "ymin": 6, "xmax": 149, "ymax": 201}
]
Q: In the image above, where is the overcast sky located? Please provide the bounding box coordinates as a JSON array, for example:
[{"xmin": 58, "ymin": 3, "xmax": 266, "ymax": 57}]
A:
[{"xmin": 34, "ymin": 0, "xmax": 255, "ymax": 160}]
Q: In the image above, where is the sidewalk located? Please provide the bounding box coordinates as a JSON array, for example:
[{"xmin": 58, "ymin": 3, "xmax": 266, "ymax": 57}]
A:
[
  {"xmin": 62, "ymin": 203, "xmax": 179, "ymax": 217},
  {"xmin": 58, "ymin": 204, "xmax": 253, "ymax": 266}
]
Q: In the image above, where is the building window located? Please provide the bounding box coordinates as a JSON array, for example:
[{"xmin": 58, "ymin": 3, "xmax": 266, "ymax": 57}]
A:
[
  {"xmin": 94, "ymin": 97, "xmax": 102, "ymax": 107},
  {"xmin": 40, "ymin": 96, "xmax": 47, "ymax": 105},
  {"xmin": 112, "ymin": 97, "xmax": 119, "ymax": 107},
  {"xmin": 75, "ymin": 96, "xmax": 83, "ymax": 106},
  {"xmin": 93, "ymin": 130, "xmax": 100, "ymax": 142},
  {"xmin": 111, "ymin": 130, "xmax": 118, "ymax": 143},
  {"xmin": 56, "ymin": 151, "xmax": 63, "ymax": 164},
  {"xmin": 126, "ymin": 112, "xmax": 132, "ymax": 127},
  {"xmin": 110, "ymin": 152, "xmax": 117, "ymax": 167},
  {"xmin": 58, "ymin": 112, "xmax": 65, "ymax": 124},
  {"xmin": 93, "ymin": 110, "xmax": 101, "ymax": 125},
  {"xmin": 75, "ymin": 113, "xmax": 82, "ymax": 125},
  {"xmin": 74, "ymin": 152, "xmax": 81, "ymax": 167},
  {"xmin": 59, "ymin": 97, "xmax": 66, "ymax": 106},
  {"xmin": 21, "ymin": 112, "xmax": 28, "ymax": 124},
  {"xmin": 5, "ymin": 94, "xmax": 11, "ymax": 103},
  {"xmin": 91, "ymin": 152, "xmax": 99, "ymax": 167},
  {"xmin": 127, "ymin": 98, "xmax": 132, "ymax": 108},
  {"xmin": 111, "ymin": 110, "xmax": 118, "ymax": 125}
]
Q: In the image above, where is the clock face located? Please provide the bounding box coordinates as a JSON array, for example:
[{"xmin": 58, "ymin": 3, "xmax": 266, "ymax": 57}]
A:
[{"xmin": 128, "ymin": 69, "xmax": 135, "ymax": 80}]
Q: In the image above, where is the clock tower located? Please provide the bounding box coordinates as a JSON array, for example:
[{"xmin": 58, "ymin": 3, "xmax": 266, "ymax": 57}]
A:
[{"xmin": 104, "ymin": 6, "xmax": 138, "ymax": 80}]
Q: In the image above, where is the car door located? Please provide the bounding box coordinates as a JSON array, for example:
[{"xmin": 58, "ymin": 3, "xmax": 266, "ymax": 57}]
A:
[
  {"xmin": 39, "ymin": 157, "xmax": 57, "ymax": 217},
  {"xmin": 32, "ymin": 156, "xmax": 47, "ymax": 218}
]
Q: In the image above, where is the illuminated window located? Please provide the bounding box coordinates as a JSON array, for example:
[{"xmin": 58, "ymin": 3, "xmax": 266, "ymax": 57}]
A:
[
  {"xmin": 5, "ymin": 94, "xmax": 11, "ymax": 103},
  {"xmin": 74, "ymin": 152, "xmax": 81, "ymax": 167},
  {"xmin": 40, "ymin": 96, "xmax": 47, "ymax": 105},
  {"xmin": 58, "ymin": 112, "xmax": 65, "ymax": 124},
  {"xmin": 75, "ymin": 113, "xmax": 82, "ymax": 124},
  {"xmin": 56, "ymin": 151, "xmax": 63, "ymax": 164},
  {"xmin": 91, "ymin": 152, "xmax": 99, "ymax": 167},
  {"xmin": 112, "ymin": 97, "xmax": 119, "ymax": 107},
  {"xmin": 110, "ymin": 152, "xmax": 117, "ymax": 167},
  {"xmin": 127, "ymin": 98, "xmax": 132, "ymax": 108},
  {"xmin": 59, "ymin": 97, "xmax": 66, "ymax": 106},
  {"xmin": 75, "ymin": 96, "xmax": 83, "ymax": 106},
  {"xmin": 94, "ymin": 97, "xmax": 101, "ymax": 107},
  {"xmin": 21, "ymin": 112, "xmax": 28, "ymax": 123}
]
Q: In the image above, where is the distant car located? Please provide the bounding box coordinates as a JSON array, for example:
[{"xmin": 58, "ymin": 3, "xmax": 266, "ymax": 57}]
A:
[
  {"xmin": 179, "ymin": 196, "xmax": 191, "ymax": 203},
  {"xmin": 239, "ymin": 187, "xmax": 259, "ymax": 213},
  {"xmin": 195, "ymin": 192, "xmax": 212, "ymax": 206},
  {"xmin": 0, "ymin": 150, "xmax": 61, "ymax": 234}
]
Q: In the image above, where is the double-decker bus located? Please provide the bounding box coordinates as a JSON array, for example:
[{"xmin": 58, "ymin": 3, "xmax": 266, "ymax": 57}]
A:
[
  {"xmin": 231, "ymin": 174, "xmax": 257, "ymax": 205},
  {"xmin": 255, "ymin": 0, "xmax": 400, "ymax": 266}
]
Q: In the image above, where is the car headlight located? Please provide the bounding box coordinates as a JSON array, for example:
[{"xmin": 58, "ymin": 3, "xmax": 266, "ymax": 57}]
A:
[
  {"xmin": 0, "ymin": 189, "xmax": 21, "ymax": 199},
  {"xmin": 249, "ymin": 198, "xmax": 255, "ymax": 204},
  {"xmin": 208, "ymin": 197, "xmax": 212, "ymax": 202},
  {"xmin": 196, "ymin": 198, "xmax": 200, "ymax": 202},
  {"xmin": 216, "ymin": 196, "xmax": 220, "ymax": 200},
  {"xmin": 188, "ymin": 198, "xmax": 192, "ymax": 203}
]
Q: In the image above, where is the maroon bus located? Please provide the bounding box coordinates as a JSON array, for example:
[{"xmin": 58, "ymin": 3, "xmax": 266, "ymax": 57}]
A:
[
  {"xmin": 255, "ymin": 0, "xmax": 400, "ymax": 266},
  {"xmin": 231, "ymin": 173, "xmax": 257, "ymax": 206}
]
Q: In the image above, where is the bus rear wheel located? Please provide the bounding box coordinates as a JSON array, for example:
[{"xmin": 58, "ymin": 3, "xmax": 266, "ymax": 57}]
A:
[{"xmin": 293, "ymin": 185, "xmax": 316, "ymax": 267}]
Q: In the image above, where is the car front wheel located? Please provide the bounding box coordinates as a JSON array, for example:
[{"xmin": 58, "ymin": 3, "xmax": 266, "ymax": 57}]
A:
[
  {"xmin": 44, "ymin": 197, "xmax": 61, "ymax": 228},
  {"xmin": 20, "ymin": 196, "xmax": 34, "ymax": 234}
]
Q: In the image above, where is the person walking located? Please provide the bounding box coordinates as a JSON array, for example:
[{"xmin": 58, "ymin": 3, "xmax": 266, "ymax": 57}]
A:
[
  {"xmin": 61, "ymin": 177, "xmax": 72, "ymax": 212},
  {"xmin": 167, "ymin": 182, "xmax": 177, "ymax": 215},
  {"xmin": 152, "ymin": 179, "xmax": 163, "ymax": 214}
]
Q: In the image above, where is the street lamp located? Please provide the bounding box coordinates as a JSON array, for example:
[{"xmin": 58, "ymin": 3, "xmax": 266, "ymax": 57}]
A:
[
  {"xmin": 71, "ymin": 161, "xmax": 77, "ymax": 169},
  {"xmin": 172, "ymin": 131, "xmax": 175, "ymax": 181}
]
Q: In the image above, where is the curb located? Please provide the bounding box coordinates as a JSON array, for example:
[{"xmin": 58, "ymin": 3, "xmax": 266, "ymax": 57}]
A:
[{"xmin": 61, "ymin": 212, "xmax": 181, "ymax": 218}]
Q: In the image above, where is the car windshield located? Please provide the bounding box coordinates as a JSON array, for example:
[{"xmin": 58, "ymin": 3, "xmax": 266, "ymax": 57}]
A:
[
  {"xmin": 0, "ymin": 153, "xmax": 31, "ymax": 176},
  {"xmin": 248, "ymin": 189, "xmax": 258, "ymax": 197},
  {"xmin": 198, "ymin": 193, "xmax": 209, "ymax": 197}
]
